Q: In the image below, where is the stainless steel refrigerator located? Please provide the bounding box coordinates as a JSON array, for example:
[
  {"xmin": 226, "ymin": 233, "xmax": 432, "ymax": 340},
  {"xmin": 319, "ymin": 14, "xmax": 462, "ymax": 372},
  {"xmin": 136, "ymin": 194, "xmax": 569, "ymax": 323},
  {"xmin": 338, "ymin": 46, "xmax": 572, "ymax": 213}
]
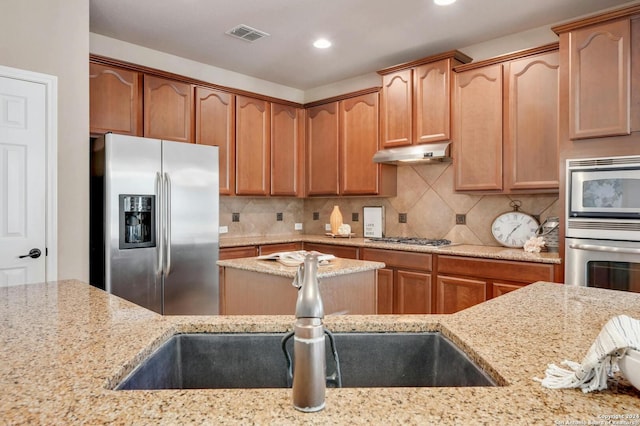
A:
[{"xmin": 90, "ymin": 133, "xmax": 219, "ymax": 315}]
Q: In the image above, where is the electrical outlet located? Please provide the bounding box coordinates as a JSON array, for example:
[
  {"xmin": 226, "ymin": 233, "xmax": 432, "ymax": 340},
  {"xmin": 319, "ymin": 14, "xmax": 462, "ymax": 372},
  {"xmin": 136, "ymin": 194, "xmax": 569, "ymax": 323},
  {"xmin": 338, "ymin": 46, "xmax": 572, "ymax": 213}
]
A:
[
  {"xmin": 399, "ymin": 213, "xmax": 407, "ymax": 223},
  {"xmin": 232, "ymin": 212, "xmax": 240, "ymax": 222},
  {"xmin": 276, "ymin": 212, "xmax": 283, "ymax": 221},
  {"xmin": 294, "ymin": 223, "xmax": 303, "ymax": 231},
  {"xmin": 352, "ymin": 212, "xmax": 359, "ymax": 222},
  {"xmin": 456, "ymin": 214, "xmax": 466, "ymax": 225},
  {"xmin": 219, "ymin": 226, "xmax": 228, "ymax": 234},
  {"xmin": 325, "ymin": 223, "xmax": 331, "ymax": 231}
]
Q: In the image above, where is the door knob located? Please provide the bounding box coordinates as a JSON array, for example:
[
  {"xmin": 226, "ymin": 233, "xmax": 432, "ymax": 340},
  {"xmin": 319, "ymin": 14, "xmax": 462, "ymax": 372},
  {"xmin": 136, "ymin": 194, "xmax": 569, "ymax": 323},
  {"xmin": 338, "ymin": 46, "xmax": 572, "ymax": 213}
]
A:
[{"xmin": 19, "ymin": 248, "xmax": 41, "ymax": 259}]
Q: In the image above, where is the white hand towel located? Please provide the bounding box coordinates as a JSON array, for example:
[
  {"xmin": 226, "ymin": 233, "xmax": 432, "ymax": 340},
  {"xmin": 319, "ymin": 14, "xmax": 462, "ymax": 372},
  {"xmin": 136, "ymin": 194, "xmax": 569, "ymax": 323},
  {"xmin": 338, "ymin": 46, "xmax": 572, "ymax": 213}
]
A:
[{"xmin": 536, "ymin": 314, "xmax": 640, "ymax": 393}]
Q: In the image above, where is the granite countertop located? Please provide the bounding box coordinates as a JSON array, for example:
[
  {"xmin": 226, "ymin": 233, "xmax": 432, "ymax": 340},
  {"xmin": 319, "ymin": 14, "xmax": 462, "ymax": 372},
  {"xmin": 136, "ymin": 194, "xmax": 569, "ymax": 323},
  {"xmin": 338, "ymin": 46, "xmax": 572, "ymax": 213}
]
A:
[
  {"xmin": 2, "ymin": 280, "xmax": 639, "ymax": 424},
  {"xmin": 220, "ymin": 234, "xmax": 562, "ymax": 265},
  {"xmin": 217, "ymin": 255, "xmax": 385, "ymax": 279}
]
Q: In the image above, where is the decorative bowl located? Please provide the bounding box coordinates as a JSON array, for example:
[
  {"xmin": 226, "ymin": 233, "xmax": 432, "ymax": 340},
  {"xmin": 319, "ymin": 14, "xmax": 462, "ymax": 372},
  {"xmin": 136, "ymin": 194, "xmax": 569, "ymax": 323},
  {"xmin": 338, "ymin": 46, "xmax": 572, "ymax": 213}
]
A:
[{"xmin": 618, "ymin": 348, "xmax": 640, "ymax": 390}]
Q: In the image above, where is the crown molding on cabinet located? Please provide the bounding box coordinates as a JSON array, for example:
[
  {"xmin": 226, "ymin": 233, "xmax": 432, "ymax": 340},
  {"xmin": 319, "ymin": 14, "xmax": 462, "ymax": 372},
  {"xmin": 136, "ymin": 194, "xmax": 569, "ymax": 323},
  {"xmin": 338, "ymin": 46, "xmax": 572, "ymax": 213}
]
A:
[
  {"xmin": 453, "ymin": 42, "xmax": 559, "ymax": 73},
  {"xmin": 376, "ymin": 50, "xmax": 473, "ymax": 75},
  {"xmin": 552, "ymin": 4, "xmax": 640, "ymax": 34},
  {"xmin": 89, "ymin": 54, "xmax": 304, "ymax": 108}
]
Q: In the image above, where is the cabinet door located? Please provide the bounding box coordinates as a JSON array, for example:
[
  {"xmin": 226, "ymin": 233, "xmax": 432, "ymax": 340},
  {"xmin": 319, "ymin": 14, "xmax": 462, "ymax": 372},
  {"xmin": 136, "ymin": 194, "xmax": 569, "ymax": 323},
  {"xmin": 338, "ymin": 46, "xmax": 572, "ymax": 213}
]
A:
[
  {"xmin": 195, "ymin": 87, "xmax": 235, "ymax": 195},
  {"xmin": 144, "ymin": 75, "xmax": 193, "ymax": 142},
  {"xmin": 414, "ymin": 59, "xmax": 451, "ymax": 144},
  {"xmin": 376, "ymin": 268, "xmax": 394, "ymax": 314},
  {"xmin": 492, "ymin": 281, "xmax": 525, "ymax": 298},
  {"xmin": 569, "ymin": 19, "xmax": 630, "ymax": 139},
  {"xmin": 340, "ymin": 93, "xmax": 380, "ymax": 195},
  {"xmin": 504, "ymin": 51, "xmax": 560, "ymax": 191},
  {"xmin": 89, "ymin": 63, "xmax": 142, "ymax": 136},
  {"xmin": 271, "ymin": 104, "xmax": 302, "ymax": 196},
  {"xmin": 235, "ymin": 96, "xmax": 271, "ymax": 195},
  {"xmin": 306, "ymin": 103, "xmax": 339, "ymax": 196},
  {"xmin": 453, "ymin": 64, "xmax": 503, "ymax": 191},
  {"xmin": 436, "ymin": 275, "xmax": 486, "ymax": 314},
  {"xmin": 395, "ymin": 270, "xmax": 432, "ymax": 314},
  {"xmin": 380, "ymin": 69, "xmax": 413, "ymax": 147}
]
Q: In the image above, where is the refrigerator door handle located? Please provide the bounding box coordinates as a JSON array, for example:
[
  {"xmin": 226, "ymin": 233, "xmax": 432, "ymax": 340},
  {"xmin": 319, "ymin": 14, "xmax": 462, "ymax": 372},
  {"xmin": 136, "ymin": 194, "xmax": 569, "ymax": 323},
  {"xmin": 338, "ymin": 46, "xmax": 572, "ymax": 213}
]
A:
[
  {"xmin": 164, "ymin": 172, "xmax": 172, "ymax": 276},
  {"xmin": 155, "ymin": 171, "xmax": 163, "ymax": 276}
]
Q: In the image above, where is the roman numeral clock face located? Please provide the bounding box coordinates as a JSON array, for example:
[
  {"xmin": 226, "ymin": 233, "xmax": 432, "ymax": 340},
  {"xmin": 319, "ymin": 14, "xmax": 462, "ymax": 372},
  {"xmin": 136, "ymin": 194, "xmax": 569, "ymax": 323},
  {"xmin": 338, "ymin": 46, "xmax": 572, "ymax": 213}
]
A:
[{"xmin": 491, "ymin": 211, "xmax": 539, "ymax": 248}]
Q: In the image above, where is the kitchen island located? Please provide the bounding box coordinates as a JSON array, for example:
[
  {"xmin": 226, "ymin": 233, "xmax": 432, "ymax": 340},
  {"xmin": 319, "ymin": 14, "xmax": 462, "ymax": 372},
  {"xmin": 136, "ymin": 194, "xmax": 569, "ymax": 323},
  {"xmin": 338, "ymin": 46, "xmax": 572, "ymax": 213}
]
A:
[
  {"xmin": 1, "ymin": 280, "xmax": 639, "ymax": 425},
  {"xmin": 218, "ymin": 255, "xmax": 384, "ymax": 315}
]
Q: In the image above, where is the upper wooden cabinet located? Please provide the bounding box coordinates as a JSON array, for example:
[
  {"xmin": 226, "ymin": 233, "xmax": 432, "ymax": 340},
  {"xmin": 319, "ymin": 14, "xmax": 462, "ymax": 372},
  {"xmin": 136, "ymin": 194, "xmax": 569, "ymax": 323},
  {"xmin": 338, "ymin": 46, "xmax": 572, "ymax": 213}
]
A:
[
  {"xmin": 89, "ymin": 63, "xmax": 142, "ymax": 136},
  {"xmin": 453, "ymin": 63, "xmax": 503, "ymax": 191},
  {"xmin": 504, "ymin": 50, "xmax": 560, "ymax": 191},
  {"xmin": 339, "ymin": 92, "xmax": 380, "ymax": 195},
  {"xmin": 235, "ymin": 95, "xmax": 271, "ymax": 195},
  {"xmin": 144, "ymin": 75, "xmax": 193, "ymax": 143},
  {"xmin": 453, "ymin": 44, "xmax": 560, "ymax": 193},
  {"xmin": 271, "ymin": 104, "xmax": 303, "ymax": 196},
  {"xmin": 195, "ymin": 87, "xmax": 235, "ymax": 195},
  {"xmin": 564, "ymin": 19, "xmax": 630, "ymax": 139},
  {"xmin": 306, "ymin": 102, "xmax": 340, "ymax": 196},
  {"xmin": 306, "ymin": 92, "xmax": 396, "ymax": 197},
  {"xmin": 378, "ymin": 51, "xmax": 472, "ymax": 148},
  {"xmin": 380, "ymin": 69, "xmax": 412, "ymax": 147}
]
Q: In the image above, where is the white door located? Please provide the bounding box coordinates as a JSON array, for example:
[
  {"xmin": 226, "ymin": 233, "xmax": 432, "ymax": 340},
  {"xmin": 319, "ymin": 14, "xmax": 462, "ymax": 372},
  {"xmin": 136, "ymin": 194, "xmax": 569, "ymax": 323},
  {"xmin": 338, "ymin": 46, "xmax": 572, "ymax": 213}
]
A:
[{"xmin": 0, "ymin": 75, "xmax": 47, "ymax": 286}]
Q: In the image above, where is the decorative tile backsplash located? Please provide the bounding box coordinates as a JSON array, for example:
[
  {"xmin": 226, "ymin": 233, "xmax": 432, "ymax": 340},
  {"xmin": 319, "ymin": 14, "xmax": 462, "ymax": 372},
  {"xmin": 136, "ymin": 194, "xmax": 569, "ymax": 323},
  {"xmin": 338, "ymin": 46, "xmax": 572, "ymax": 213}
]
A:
[{"xmin": 220, "ymin": 162, "xmax": 560, "ymax": 246}]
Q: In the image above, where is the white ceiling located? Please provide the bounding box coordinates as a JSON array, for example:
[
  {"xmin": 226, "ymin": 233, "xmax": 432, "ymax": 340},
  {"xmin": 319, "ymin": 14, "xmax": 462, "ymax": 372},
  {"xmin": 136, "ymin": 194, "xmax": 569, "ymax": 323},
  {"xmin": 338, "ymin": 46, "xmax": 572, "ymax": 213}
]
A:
[{"xmin": 90, "ymin": 0, "xmax": 635, "ymax": 90}]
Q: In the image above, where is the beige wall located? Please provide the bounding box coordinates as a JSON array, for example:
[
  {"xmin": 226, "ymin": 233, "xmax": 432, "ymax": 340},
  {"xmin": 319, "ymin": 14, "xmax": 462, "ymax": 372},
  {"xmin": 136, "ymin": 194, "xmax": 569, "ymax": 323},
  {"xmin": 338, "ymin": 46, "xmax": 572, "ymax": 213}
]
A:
[
  {"xmin": 90, "ymin": 33, "xmax": 305, "ymax": 104},
  {"xmin": 1, "ymin": 0, "xmax": 90, "ymax": 281}
]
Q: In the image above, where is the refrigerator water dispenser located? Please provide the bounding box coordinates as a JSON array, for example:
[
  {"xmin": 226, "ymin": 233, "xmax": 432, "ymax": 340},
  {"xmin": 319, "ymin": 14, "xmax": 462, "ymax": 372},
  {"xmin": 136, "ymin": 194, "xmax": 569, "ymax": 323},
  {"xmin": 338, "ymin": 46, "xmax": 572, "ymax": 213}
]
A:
[{"xmin": 119, "ymin": 195, "xmax": 156, "ymax": 249}]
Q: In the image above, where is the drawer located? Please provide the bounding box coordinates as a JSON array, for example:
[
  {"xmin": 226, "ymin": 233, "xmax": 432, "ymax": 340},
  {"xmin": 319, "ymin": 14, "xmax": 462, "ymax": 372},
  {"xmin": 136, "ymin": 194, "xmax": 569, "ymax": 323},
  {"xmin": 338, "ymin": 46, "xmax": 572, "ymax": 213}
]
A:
[
  {"xmin": 437, "ymin": 255, "xmax": 555, "ymax": 283},
  {"xmin": 361, "ymin": 248, "xmax": 432, "ymax": 271},
  {"xmin": 219, "ymin": 246, "xmax": 258, "ymax": 260},
  {"xmin": 303, "ymin": 242, "xmax": 359, "ymax": 259}
]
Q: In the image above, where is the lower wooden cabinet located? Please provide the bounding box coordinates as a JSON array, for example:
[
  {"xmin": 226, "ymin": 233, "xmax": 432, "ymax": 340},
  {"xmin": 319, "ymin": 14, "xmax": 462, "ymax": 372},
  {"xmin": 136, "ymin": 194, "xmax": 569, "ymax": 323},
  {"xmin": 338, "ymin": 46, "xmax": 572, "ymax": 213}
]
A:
[
  {"xmin": 396, "ymin": 270, "xmax": 433, "ymax": 314},
  {"xmin": 492, "ymin": 281, "xmax": 526, "ymax": 298},
  {"xmin": 436, "ymin": 275, "xmax": 486, "ymax": 314},
  {"xmin": 376, "ymin": 268, "xmax": 394, "ymax": 314},
  {"xmin": 361, "ymin": 248, "xmax": 433, "ymax": 314},
  {"xmin": 437, "ymin": 255, "xmax": 558, "ymax": 313}
]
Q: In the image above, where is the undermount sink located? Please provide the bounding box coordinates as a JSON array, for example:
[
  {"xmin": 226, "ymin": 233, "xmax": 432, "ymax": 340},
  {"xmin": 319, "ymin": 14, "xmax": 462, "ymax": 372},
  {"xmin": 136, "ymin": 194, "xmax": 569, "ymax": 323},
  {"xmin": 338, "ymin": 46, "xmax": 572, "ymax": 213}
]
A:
[{"xmin": 115, "ymin": 332, "xmax": 498, "ymax": 390}]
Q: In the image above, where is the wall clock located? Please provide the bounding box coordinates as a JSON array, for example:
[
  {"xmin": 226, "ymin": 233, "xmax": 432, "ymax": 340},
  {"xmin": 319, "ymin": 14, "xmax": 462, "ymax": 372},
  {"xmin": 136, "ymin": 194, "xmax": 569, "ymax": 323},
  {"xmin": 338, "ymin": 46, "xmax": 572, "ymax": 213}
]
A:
[{"xmin": 491, "ymin": 201, "xmax": 539, "ymax": 248}]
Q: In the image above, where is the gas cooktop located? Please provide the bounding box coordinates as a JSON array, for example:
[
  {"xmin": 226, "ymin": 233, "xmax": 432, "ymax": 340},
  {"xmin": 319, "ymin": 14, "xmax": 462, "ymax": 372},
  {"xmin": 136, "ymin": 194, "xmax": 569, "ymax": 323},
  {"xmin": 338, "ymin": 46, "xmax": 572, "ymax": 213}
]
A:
[{"xmin": 367, "ymin": 237, "xmax": 452, "ymax": 246}]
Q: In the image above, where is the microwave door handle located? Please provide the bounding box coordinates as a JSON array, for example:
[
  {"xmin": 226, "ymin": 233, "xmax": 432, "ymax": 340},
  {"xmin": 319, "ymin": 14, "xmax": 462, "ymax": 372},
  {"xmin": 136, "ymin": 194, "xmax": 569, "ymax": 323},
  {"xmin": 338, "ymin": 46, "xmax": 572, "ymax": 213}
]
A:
[
  {"xmin": 164, "ymin": 172, "xmax": 172, "ymax": 277},
  {"xmin": 569, "ymin": 243, "xmax": 640, "ymax": 255},
  {"xmin": 155, "ymin": 172, "xmax": 163, "ymax": 276}
]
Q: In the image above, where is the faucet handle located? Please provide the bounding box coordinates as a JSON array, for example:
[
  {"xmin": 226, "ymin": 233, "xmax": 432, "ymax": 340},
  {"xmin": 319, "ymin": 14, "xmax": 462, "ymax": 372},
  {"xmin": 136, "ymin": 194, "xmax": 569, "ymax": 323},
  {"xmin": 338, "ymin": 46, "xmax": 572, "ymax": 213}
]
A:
[{"xmin": 292, "ymin": 263, "xmax": 304, "ymax": 289}]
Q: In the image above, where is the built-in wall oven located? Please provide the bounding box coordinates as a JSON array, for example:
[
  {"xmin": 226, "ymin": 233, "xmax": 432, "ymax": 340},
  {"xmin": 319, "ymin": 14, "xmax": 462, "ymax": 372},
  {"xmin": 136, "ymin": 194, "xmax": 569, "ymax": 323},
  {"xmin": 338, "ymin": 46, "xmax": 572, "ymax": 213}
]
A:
[{"xmin": 565, "ymin": 155, "xmax": 640, "ymax": 292}]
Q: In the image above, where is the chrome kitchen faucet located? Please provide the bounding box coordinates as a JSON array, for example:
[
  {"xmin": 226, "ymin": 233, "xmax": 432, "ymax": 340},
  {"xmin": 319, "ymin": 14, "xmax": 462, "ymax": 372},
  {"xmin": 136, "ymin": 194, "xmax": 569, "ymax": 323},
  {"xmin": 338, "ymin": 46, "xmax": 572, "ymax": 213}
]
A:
[{"xmin": 282, "ymin": 253, "xmax": 342, "ymax": 412}]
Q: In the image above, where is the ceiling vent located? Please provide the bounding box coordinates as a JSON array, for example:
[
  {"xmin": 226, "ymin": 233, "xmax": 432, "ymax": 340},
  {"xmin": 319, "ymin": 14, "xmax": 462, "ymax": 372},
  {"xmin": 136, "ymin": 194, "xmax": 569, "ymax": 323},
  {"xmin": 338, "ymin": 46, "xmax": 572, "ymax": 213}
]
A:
[{"xmin": 225, "ymin": 24, "xmax": 270, "ymax": 42}]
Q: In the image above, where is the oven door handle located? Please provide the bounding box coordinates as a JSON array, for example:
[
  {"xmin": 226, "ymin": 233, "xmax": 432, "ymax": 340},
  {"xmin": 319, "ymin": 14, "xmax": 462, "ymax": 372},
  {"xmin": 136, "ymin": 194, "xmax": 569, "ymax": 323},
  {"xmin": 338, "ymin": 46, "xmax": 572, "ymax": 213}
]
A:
[{"xmin": 569, "ymin": 243, "xmax": 640, "ymax": 255}]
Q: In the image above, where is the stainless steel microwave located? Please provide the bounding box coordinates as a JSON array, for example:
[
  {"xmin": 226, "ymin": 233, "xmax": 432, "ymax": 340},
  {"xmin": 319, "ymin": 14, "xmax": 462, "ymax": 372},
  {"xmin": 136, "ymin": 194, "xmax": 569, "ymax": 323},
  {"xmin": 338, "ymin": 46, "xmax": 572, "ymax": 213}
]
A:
[{"xmin": 566, "ymin": 155, "xmax": 640, "ymax": 241}]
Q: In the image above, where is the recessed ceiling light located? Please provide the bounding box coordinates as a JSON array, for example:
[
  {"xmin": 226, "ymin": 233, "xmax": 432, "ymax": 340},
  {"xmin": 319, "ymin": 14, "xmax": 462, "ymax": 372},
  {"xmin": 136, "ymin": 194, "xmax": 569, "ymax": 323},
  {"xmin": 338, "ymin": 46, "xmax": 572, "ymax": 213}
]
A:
[
  {"xmin": 434, "ymin": 0, "xmax": 456, "ymax": 5},
  {"xmin": 313, "ymin": 38, "xmax": 332, "ymax": 49}
]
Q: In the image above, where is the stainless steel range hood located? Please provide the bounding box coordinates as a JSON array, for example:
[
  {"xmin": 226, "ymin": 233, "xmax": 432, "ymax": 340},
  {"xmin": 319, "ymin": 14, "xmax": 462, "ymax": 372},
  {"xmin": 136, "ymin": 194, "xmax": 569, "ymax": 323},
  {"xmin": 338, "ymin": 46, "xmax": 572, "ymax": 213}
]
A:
[{"xmin": 372, "ymin": 142, "xmax": 451, "ymax": 165}]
